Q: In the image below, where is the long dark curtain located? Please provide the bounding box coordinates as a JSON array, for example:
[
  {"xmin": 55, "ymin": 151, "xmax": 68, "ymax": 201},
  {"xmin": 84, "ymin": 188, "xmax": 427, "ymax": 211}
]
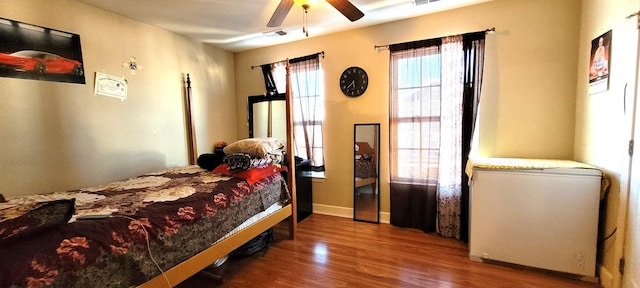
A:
[
  {"xmin": 260, "ymin": 64, "xmax": 278, "ymax": 96},
  {"xmin": 390, "ymin": 183, "xmax": 438, "ymax": 232},
  {"xmin": 460, "ymin": 32, "xmax": 485, "ymax": 242},
  {"xmin": 389, "ymin": 32, "xmax": 485, "ymax": 240}
]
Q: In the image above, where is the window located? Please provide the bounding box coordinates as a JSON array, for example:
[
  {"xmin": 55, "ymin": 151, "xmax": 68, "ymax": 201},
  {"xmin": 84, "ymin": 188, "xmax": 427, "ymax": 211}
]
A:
[
  {"xmin": 272, "ymin": 56, "xmax": 325, "ymax": 170},
  {"xmin": 390, "ymin": 46, "xmax": 442, "ymax": 184},
  {"xmin": 291, "ymin": 60, "xmax": 324, "ymax": 168},
  {"xmin": 388, "ymin": 33, "xmax": 486, "ymax": 240}
]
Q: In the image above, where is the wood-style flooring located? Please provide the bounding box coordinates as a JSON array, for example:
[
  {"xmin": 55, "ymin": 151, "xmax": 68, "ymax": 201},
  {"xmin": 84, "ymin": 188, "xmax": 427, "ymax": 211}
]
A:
[{"xmin": 177, "ymin": 214, "xmax": 602, "ymax": 288}]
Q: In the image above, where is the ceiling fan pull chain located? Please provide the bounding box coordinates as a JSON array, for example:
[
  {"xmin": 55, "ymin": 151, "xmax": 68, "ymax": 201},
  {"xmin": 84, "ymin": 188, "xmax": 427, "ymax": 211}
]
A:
[{"xmin": 303, "ymin": 8, "xmax": 309, "ymax": 37}]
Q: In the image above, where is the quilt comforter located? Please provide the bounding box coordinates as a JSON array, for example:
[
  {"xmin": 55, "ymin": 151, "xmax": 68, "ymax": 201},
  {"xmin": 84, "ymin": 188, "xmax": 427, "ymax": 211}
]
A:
[
  {"xmin": 355, "ymin": 158, "xmax": 377, "ymax": 179},
  {"xmin": 0, "ymin": 166, "xmax": 289, "ymax": 288}
]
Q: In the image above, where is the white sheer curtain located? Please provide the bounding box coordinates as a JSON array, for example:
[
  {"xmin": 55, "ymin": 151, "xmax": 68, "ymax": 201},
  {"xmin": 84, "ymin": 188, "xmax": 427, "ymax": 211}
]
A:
[
  {"xmin": 437, "ymin": 35, "xmax": 464, "ymax": 239},
  {"xmin": 272, "ymin": 56, "xmax": 325, "ymax": 169},
  {"xmin": 272, "ymin": 61, "xmax": 287, "ymax": 93}
]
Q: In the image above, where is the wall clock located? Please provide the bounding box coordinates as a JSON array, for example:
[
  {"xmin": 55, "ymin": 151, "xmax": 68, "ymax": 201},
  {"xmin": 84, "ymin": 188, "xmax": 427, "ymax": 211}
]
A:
[{"xmin": 340, "ymin": 66, "xmax": 368, "ymax": 97}]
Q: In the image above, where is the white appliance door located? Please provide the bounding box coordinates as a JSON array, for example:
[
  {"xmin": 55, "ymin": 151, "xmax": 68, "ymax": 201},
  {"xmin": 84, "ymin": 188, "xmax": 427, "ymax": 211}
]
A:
[{"xmin": 469, "ymin": 169, "xmax": 601, "ymax": 277}]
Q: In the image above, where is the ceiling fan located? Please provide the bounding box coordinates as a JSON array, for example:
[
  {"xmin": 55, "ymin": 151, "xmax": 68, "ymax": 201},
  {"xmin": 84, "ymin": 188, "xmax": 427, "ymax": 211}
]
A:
[{"xmin": 267, "ymin": 0, "xmax": 365, "ymax": 34}]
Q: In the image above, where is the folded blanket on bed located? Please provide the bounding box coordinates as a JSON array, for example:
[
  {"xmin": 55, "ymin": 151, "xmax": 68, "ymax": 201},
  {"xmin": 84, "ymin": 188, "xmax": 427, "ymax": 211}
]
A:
[
  {"xmin": 224, "ymin": 153, "xmax": 269, "ymax": 170},
  {"xmin": 221, "ymin": 138, "xmax": 285, "ymax": 172}
]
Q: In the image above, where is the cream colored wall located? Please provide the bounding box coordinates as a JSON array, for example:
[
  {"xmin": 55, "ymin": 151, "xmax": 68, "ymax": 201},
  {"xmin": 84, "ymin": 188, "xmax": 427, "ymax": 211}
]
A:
[
  {"xmin": 0, "ymin": 0, "xmax": 237, "ymax": 198},
  {"xmin": 575, "ymin": 0, "xmax": 639, "ymax": 286},
  {"xmin": 234, "ymin": 0, "xmax": 581, "ymax": 213}
]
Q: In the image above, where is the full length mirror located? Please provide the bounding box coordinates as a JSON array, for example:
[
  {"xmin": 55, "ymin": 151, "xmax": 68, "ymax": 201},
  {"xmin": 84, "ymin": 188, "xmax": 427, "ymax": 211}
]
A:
[
  {"xmin": 248, "ymin": 94, "xmax": 314, "ymax": 223},
  {"xmin": 354, "ymin": 123, "xmax": 380, "ymax": 223}
]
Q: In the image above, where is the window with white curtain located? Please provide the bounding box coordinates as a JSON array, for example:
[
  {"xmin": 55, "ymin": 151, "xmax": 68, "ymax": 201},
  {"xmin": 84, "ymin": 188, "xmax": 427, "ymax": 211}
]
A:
[
  {"xmin": 390, "ymin": 45, "xmax": 442, "ymax": 184},
  {"xmin": 388, "ymin": 33, "xmax": 485, "ymax": 240},
  {"xmin": 272, "ymin": 56, "xmax": 325, "ymax": 170}
]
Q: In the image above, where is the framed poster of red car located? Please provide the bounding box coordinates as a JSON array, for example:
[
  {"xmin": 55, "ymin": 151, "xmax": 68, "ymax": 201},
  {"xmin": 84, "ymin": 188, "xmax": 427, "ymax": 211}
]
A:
[{"xmin": 0, "ymin": 17, "xmax": 85, "ymax": 84}]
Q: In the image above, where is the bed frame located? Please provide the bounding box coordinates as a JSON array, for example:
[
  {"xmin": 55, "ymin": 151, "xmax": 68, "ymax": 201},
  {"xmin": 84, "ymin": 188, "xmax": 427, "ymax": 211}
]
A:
[{"xmin": 140, "ymin": 69, "xmax": 297, "ymax": 287}]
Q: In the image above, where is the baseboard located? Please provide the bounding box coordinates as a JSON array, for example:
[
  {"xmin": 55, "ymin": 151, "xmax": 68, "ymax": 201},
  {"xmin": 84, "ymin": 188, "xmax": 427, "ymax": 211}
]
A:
[
  {"xmin": 312, "ymin": 204, "xmax": 351, "ymax": 218},
  {"xmin": 312, "ymin": 203, "xmax": 390, "ymax": 224},
  {"xmin": 599, "ymin": 264, "xmax": 614, "ymax": 288},
  {"xmin": 380, "ymin": 212, "xmax": 390, "ymax": 223}
]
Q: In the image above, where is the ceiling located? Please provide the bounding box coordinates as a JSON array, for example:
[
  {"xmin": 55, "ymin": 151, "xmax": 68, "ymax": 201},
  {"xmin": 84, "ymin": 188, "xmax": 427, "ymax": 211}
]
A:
[{"xmin": 76, "ymin": 0, "xmax": 489, "ymax": 52}]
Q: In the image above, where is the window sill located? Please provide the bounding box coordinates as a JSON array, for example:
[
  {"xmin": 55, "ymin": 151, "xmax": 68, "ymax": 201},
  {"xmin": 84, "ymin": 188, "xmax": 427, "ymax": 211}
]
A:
[{"xmin": 300, "ymin": 171, "xmax": 325, "ymax": 182}]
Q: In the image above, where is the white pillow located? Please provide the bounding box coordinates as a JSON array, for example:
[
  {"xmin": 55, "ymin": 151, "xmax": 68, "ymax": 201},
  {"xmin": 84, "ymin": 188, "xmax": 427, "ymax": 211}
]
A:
[{"xmin": 223, "ymin": 137, "xmax": 284, "ymax": 158}]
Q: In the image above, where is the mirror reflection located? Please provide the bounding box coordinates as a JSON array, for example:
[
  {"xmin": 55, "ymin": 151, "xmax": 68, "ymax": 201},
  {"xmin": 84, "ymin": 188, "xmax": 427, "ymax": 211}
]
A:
[
  {"xmin": 354, "ymin": 123, "xmax": 380, "ymax": 223},
  {"xmin": 248, "ymin": 94, "xmax": 286, "ymax": 145}
]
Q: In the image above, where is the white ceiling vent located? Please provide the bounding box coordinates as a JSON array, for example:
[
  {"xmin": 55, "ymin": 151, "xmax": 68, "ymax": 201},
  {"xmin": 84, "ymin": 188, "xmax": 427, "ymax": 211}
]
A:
[
  {"xmin": 415, "ymin": 0, "xmax": 440, "ymax": 5},
  {"xmin": 263, "ymin": 29, "xmax": 288, "ymax": 36}
]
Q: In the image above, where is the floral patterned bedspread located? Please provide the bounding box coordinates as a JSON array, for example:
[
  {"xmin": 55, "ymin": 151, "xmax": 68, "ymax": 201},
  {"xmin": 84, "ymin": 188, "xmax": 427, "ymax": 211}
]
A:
[
  {"xmin": 355, "ymin": 158, "xmax": 377, "ymax": 179},
  {"xmin": 0, "ymin": 166, "xmax": 289, "ymax": 288}
]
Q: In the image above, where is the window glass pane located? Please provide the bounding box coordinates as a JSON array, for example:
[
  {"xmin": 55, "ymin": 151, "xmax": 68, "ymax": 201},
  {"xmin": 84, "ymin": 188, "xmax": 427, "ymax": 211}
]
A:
[
  {"xmin": 397, "ymin": 122, "xmax": 421, "ymax": 149},
  {"xmin": 391, "ymin": 50, "xmax": 442, "ymax": 182},
  {"xmin": 421, "ymin": 54, "xmax": 441, "ymax": 86},
  {"xmin": 422, "ymin": 121, "xmax": 440, "ymax": 148},
  {"xmin": 397, "ymin": 58, "xmax": 421, "ymax": 88},
  {"xmin": 293, "ymin": 95, "xmax": 324, "ymax": 121},
  {"xmin": 396, "ymin": 149, "xmax": 439, "ymax": 180},
  {"xmin": 421, "ymin": 87, "xmax": 440, "ymax": 116},
  {"xmin": 397, "ymin": 88, "xmax": 420, "ymax": 118},
  {"xmin": 397, "ymin": 149, "xmax": 421, "ymax": 178}
]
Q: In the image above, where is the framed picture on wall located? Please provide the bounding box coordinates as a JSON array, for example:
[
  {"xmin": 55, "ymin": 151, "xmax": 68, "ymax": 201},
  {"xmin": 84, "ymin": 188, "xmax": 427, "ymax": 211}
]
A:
[
  {"xmin": 0, "ymin": 17, "xmax": 85, "ymax": 84},
  {"xmin": 588, "ymin": 30, "xmax": 612, "ymax": 95}
]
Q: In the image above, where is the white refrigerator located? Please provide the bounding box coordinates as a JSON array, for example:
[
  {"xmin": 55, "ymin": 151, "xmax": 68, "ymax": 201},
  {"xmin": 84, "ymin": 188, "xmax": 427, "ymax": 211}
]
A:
[{"xmin": 468, "ymin": 160, "xmax": 602, "ymax": 281}]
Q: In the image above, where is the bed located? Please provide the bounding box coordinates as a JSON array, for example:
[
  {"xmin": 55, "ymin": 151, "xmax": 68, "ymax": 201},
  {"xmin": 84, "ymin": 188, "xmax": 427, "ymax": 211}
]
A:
[
  {"xmin": 0, "ymin": 69, "xmax": 298, "ymax": 287},
  {"xmin": 354, "ymin": 141, "xmax": 377, "ymax": 196},
  {"xmin": 0, "ymin": 165, "xmax": 290, "ymax": 287}
]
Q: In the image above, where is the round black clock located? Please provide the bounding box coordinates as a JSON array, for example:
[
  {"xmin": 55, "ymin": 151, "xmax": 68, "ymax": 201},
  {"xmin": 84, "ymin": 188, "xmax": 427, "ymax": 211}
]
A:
[{"xmin": 340, "ymin": 66, "xmax": 368, "ymax": 97}]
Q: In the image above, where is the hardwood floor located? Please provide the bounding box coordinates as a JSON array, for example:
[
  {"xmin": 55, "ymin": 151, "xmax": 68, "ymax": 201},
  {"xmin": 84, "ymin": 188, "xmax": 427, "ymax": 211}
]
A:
[{"xmin": 177, "ymin": 214, "xmax": 602, "ymax": 288}]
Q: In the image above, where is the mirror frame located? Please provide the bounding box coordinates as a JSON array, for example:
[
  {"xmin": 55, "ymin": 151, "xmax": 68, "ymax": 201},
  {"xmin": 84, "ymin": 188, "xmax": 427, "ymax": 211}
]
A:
[
  {"xmin": 247, "ymin": 94, "xmax": 286, "ymax": 138},
  {"xmin": 353, "ymin": 123, "xmax": 380, "ymax": 223}
]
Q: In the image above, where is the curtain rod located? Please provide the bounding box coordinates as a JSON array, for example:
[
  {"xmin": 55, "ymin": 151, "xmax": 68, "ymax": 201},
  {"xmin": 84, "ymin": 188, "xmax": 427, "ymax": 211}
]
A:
[
  {"xmin": 373, "ymin": 27, "xmax": 496, "ymax": 51},
  {"xmin": 250, "ymin": 51, "xmax": 325, "ymax": 69}
]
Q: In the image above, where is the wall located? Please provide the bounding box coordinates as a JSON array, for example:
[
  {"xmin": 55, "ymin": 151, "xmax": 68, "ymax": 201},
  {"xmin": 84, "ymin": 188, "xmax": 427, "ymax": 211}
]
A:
[
  {"xmin": 575, "ymin": 0, "xmax": 640, "ymax": 286},
  {"xmin": 234, "ymin": 0, "xmax": 581, "ymax": 216},
  {"xmin": 0, "ymin": 0, "xmax": 237, "ymax": 198}
]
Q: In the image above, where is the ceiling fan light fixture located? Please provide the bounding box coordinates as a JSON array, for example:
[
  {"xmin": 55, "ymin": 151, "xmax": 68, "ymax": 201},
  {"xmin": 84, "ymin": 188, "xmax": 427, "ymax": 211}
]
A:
[
  {"xmin": 294, "ymin": 0, "xmax": 319, "ymax": 9},
  {"xmin": 267, "ymin": 0, "xmax": 365, "ymax": 31}
]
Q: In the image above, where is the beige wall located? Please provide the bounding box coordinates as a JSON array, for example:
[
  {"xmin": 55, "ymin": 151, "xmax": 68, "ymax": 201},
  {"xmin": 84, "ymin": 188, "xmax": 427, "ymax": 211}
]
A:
[
  {"xmin": 575, "ymin": 0, "xmax": 640, "ymax": 285},
  {"xmin": 0, "ymin": 0, "xmax": 630, "ymax": 284},
  {"xmin": 234, "ymin": 0, "xmax": 581, "ymax": 214},
  {"xmin": 0, "ymin": 0, "xmax": 237, "ymax": 198}
]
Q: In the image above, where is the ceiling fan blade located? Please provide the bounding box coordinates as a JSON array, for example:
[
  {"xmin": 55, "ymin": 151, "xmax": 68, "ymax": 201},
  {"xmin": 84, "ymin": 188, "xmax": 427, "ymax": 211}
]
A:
[
  {"xmin": 326, "ymin": 0, "xmax": 364, "ymax": 22},
  {"xmin": 267, "ymin": 0, "xmax": 295, "ymax": 27}
]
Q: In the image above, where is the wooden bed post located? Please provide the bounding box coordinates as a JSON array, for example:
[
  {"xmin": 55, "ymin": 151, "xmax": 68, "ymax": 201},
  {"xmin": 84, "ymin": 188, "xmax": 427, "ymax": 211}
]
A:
[
  {"xmin": 285, "ymin": 61, "xmax": 297, "ymax": 239},
  {"xmin": 184, "ymin": 73, "xmax": 198, "ymax": 165}
]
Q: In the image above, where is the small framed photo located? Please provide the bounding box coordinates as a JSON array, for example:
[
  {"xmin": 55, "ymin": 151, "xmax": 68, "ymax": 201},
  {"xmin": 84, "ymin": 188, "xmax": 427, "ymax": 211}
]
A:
[{"xmin": 588, "ymin": 30, "xmax": 612, "ymax": 94}]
